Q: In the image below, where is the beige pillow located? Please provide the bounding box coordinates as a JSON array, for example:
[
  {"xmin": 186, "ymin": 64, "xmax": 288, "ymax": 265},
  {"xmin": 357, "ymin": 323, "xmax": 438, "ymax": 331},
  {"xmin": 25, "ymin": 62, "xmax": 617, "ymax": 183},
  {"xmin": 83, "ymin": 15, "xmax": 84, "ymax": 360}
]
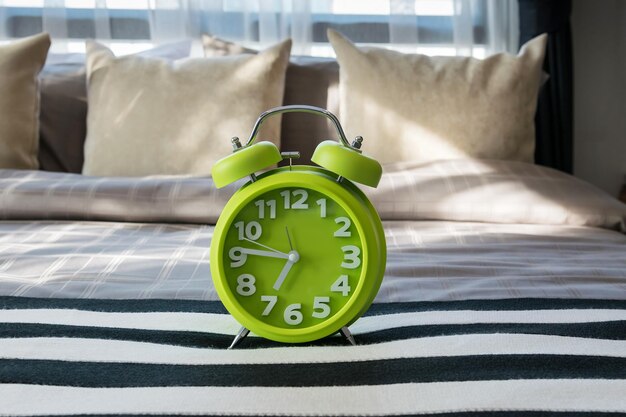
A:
[
  {"xmin": 328, "ymin": 29, "xmax": 547, "ymax": 164},
  {"xmin": 83, "ymin": 39, "xmax": 291, "ymax": 176},
  {"xmin": 202, "ymin": 34, "xmax": 339, "ymax": 164},
  {"xmin": 0, "ymin": 33, "xmax": 51, "ymax": 170}
]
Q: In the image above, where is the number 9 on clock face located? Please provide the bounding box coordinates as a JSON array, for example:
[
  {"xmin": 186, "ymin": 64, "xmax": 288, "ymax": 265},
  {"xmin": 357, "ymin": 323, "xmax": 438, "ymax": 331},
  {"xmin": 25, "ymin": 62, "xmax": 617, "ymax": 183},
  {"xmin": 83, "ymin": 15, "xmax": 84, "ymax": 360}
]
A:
[{"xmin": 223, "ymin": 186, "xmax": 363, "ymax": 330}]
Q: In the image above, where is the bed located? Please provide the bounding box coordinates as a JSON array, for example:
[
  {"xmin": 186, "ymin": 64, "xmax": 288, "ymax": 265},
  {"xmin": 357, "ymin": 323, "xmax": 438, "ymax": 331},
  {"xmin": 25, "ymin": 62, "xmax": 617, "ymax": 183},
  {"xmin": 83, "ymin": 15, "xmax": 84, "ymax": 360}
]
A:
[{"xmin": 1, "ymin": 159, "xmax": 625, "ymax": 416}]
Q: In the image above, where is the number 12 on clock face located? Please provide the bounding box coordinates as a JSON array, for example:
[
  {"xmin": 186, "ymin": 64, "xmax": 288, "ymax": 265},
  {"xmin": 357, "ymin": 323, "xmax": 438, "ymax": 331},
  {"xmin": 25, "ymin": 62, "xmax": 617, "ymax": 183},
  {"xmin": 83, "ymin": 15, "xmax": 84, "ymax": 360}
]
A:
[{"xmin": 223, "ymin": 187, "xmax": 364, "ymax": 330}]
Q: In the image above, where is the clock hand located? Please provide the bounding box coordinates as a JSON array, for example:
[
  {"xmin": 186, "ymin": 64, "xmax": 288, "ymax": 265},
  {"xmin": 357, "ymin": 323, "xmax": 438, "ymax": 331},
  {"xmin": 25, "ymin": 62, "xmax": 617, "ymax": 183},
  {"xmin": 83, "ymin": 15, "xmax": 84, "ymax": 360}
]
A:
[
  {"xmin": 285, "ymin": 226, "xmax": 294, "ymax": 251},
  {"xmin": 242, "ymin": 237, "xmax": 286, "ymax": 255},
  {"xmin": 273, "ymin": 250, "xmax": 300, "ymax": 291},
  {"xmin": 231, "ymin": 247, "xmax": 289, "ymax": 260}
]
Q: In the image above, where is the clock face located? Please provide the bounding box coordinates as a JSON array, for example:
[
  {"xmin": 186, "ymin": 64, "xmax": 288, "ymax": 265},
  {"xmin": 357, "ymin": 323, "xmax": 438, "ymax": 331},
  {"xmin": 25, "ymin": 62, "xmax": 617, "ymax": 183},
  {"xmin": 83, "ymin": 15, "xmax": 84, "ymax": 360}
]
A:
[{"xmin": 222, "ymin": 186, "xmax": 363, "ymax": 330}]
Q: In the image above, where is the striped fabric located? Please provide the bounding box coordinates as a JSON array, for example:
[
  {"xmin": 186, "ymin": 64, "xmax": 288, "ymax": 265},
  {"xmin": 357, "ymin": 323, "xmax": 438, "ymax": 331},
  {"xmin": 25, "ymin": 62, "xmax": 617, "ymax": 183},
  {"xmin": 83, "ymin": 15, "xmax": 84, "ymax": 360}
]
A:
[{"xmin": 2, "ymin": 296, "xmax": 626, "ymax": 416}]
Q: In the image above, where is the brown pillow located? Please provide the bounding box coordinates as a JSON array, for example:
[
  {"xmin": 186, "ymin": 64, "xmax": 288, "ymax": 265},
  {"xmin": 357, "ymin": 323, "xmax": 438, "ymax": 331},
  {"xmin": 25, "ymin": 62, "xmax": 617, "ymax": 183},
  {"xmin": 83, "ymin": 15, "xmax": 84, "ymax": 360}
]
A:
[
  {"xmin": 202, "ymin": 34, "xmax": 339, "ymax": 163},
  {"xmin": 38, "ymin": 61, "xmax": 87, "ymax": 173},
  {"xmin": 0, "ymin": 33, "xmax": 50, "ymax": 170}
]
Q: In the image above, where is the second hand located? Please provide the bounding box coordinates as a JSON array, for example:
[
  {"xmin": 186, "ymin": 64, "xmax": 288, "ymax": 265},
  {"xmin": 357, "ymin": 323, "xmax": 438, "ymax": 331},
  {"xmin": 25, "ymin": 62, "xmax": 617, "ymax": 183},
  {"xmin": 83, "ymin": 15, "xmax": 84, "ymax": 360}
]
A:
[{"xmin": 285, "ymin": 226, "xmax": 294, "ymax": 251}]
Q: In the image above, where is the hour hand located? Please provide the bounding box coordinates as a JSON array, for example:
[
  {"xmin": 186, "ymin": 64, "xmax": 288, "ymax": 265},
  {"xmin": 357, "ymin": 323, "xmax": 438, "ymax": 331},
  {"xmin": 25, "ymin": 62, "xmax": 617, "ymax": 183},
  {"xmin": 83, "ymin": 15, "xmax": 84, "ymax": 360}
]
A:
[
  {"xmin": 273, "ymin": 250, "xmax": 300, "ymax": 291},
  {"xmin": 231, "ymin": 247, "xmax": 289, "ymax": 260}
]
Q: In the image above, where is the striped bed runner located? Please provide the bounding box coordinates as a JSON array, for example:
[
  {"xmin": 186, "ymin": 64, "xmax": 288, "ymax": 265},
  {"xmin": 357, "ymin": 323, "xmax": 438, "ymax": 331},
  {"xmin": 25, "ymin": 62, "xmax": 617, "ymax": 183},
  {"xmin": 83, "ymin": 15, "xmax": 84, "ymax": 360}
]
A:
[{"xmin": 1, "ymin": 297, "xmax": 626, "ymax": 416}]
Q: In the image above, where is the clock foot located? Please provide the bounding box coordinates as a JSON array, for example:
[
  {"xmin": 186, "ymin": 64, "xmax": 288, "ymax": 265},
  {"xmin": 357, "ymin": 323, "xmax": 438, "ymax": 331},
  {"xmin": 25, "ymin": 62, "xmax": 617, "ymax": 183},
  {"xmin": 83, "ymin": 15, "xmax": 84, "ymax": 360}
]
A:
[
  {"xmin": 228, "ymin": 327, "xmax": 250, "ymax": 349},
  {"xmin": 340, "ymin": 326, "xmax": 356, "ymax": 346}
]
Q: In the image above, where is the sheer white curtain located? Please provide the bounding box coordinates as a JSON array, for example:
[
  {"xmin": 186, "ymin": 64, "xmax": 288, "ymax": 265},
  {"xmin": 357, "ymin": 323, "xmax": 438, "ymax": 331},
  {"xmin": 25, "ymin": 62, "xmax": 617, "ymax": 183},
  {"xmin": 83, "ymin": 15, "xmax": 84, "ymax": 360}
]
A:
[{"xmin": 0, "ymin": 0, "xmax": 519, "ymax": 57}]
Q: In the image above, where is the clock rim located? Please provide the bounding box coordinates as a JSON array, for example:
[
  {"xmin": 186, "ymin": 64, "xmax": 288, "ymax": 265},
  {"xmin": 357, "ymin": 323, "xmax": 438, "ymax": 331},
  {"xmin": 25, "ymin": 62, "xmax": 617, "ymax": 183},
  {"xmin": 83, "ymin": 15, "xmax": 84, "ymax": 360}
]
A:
[{"xmin": 210, "ymin": 166, "xmax": 386, "ymax": 343}]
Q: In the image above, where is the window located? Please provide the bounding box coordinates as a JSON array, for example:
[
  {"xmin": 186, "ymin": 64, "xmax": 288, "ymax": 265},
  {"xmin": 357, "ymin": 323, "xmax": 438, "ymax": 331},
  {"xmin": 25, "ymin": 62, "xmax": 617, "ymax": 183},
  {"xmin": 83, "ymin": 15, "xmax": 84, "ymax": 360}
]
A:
[{"xmin": 0, "ymin": 0, "xmax": 518, "ymax": 57}]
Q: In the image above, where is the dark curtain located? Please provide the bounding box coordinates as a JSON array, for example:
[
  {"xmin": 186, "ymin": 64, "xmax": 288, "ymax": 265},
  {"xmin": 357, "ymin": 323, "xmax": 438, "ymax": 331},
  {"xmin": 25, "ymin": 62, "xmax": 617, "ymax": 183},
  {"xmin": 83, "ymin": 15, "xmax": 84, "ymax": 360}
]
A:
[{"xmin": 518, "ymin": 0, "xmax": 573, "ymax": 173}]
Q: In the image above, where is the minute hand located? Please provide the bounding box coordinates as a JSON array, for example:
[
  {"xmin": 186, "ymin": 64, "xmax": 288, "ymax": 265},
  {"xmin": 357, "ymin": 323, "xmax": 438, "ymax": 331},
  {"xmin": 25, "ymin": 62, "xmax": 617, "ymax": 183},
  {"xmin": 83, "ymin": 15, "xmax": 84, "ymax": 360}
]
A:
[{"xmin": 234, "ymin": 247, "xmax": 290, "ymax": 260}]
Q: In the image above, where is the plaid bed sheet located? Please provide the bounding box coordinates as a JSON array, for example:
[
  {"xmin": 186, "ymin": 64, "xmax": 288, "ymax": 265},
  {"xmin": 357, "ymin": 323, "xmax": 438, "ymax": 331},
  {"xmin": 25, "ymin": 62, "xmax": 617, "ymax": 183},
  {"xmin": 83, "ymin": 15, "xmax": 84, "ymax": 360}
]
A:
[{"xmin": 1, "ymin": 219, "xmax": 626, "ymax": 301}]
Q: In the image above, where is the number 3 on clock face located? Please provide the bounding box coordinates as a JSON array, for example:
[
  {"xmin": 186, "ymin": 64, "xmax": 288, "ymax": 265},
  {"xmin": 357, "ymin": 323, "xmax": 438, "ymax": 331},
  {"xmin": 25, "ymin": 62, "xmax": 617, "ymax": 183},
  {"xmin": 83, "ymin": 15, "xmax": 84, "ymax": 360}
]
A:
[{"xmin": 222, "ymin": 186, "xmax": 363, "ymax": 331}]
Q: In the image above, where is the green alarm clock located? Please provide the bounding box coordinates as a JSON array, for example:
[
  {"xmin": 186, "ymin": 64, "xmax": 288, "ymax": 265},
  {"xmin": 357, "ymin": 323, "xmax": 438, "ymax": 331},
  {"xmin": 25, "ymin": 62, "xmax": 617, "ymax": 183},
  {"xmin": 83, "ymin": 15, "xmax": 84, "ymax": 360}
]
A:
[{"xmin": 210, "ymin": 105, "xmax": 386, "ymax": 347}]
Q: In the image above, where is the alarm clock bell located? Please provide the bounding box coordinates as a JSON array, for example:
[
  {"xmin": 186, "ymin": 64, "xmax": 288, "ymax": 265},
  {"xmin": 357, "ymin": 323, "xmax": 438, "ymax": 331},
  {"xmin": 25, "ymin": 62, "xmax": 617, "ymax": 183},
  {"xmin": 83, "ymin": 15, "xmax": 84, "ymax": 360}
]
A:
[{"xmin": 211, "ymin": 105, "xmax": 382, "ymax": 189}]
